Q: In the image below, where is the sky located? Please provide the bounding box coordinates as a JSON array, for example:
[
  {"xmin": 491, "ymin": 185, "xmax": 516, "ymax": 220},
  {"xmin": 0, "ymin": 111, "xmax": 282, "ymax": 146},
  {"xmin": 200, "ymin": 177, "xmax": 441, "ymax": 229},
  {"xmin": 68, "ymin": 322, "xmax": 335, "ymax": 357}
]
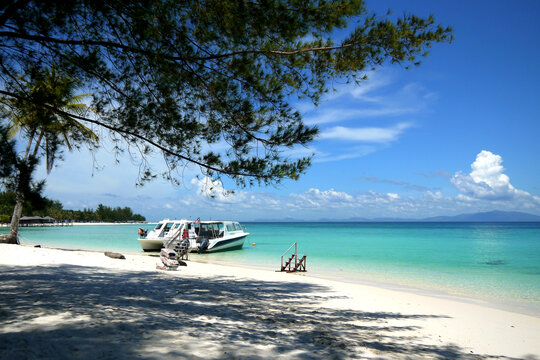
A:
[{"xmin": 34, "ymin": 0, "xmax": 540, "ymax": 221}]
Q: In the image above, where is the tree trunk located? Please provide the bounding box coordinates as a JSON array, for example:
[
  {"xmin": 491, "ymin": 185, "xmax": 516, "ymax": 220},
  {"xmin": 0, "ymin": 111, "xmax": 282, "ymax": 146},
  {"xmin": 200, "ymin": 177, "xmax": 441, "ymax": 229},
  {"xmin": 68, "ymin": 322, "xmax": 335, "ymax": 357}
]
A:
[
  {"xmin": 0, "ymin": 234, "xmax": 18, "ymax": 244},
  {"xmin": 0, "ymin": 135, "xmax": 36, "ymax": 244},
  {"xmin": 0, "ymin": 193, "xmax": 23, "ymax": 244}
]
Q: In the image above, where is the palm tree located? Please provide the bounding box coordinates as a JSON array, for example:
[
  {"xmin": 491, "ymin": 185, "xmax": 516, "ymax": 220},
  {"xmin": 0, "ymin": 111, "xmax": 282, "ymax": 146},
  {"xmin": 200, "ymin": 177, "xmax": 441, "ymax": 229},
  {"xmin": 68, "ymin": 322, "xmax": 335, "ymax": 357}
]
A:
[{"xmin": 0, "ymin": 66, "xmax": 98, "ymax": 244}]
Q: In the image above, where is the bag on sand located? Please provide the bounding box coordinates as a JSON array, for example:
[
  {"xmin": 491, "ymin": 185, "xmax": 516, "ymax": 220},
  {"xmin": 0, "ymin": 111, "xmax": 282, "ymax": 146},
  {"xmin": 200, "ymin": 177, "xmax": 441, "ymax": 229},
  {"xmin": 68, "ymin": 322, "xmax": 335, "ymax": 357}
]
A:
[{"xmin": 158, "ymin": 253, "xmax": 179, "ymax": 270}]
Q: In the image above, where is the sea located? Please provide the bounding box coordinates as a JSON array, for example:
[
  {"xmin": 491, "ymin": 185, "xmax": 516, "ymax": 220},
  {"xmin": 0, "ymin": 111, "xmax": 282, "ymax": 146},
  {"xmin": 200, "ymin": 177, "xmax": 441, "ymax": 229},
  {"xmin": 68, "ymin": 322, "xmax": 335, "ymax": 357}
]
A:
[{"xmin": 3, "ymin": 222, "xmax": 540, "ymax": 315}]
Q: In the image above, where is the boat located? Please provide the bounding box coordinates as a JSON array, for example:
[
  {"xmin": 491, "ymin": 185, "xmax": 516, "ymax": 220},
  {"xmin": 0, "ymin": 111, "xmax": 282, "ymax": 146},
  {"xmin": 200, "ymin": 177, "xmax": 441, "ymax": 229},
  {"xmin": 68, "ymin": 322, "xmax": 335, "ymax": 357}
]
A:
[{"xmin": 137, "ymin": 218, "xmax": 249, "ymax": 253}]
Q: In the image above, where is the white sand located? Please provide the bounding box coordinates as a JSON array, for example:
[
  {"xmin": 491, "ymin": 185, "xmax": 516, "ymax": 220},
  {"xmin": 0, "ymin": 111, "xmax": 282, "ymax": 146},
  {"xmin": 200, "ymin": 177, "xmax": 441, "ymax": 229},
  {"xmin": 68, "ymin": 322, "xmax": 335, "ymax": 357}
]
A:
[{"xmin": 0, "ymin": 244, "xmax": 538, "ymax": 359}]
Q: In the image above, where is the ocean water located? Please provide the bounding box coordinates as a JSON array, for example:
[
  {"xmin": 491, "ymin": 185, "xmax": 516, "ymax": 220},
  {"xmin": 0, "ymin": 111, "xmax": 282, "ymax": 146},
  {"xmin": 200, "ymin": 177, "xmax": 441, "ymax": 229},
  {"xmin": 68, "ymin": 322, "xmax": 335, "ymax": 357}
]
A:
[{"xmin": 3, "ymin": 222, "xmax": 540, "ymax": 312}]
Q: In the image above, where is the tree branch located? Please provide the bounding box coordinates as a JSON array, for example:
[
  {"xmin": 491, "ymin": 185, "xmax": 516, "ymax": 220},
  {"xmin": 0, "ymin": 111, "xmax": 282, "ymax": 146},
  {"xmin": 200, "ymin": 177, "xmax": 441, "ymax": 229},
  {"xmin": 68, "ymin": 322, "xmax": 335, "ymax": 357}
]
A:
[
  {"xmin": 0, "ymin": 89, "xmax": 272, "ymax": 179},
  {"xmin": 0, "ymin": 30, "xmax": 359, "ymax": 62}
]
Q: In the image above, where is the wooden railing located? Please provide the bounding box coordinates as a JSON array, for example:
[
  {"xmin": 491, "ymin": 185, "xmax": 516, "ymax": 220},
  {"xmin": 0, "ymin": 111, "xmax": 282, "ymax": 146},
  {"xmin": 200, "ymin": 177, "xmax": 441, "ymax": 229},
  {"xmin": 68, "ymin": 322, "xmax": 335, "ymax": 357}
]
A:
[{"xmin": 279, "ymin": 242, "xmax": 307, "ymax": 272}]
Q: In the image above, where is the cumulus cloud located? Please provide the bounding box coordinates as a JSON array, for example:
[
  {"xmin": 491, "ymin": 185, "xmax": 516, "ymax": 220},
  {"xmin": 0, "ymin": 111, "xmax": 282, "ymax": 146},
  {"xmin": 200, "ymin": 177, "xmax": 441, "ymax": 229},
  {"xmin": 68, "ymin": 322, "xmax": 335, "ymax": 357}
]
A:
[
  {"xmin": 58, "ymin": 148, "xmax": 537, "ymax": 220},
  {"xmin": 189, "ymin": 176, "xmax": 283, "ymax": 211},
  {"xmin": 272, "ymin": 150, "xmax": 540, "ymax": 218},
  {"xmin": 289, "ymin": 188, "xmax": 356, "ymax": 209},
  {"xmin": 163, "ymin": 151, "xmax": 540, "ymax": 220},
  {"xmin": 451, "ymin": 150, "xmax": 537, "ymax": 202},
  {"xmin": 287, "ymin": 188, "xmax": 404, "ymax": 211},
  {"xmin": 191, "ymin": 177, "xmax": 244, "ymax": 203}
]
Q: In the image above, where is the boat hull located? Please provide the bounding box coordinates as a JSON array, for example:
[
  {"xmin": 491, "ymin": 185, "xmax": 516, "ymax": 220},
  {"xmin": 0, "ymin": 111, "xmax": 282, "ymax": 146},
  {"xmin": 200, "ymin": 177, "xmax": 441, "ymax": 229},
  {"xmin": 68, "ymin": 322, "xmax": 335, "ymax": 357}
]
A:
[
  {"xmin": 138, "ymin": 238, "xmax": 165, "ymax": 252},
  {"xmin": 139, "ymin": 234, "xmax": 249, "ymax": 253},
  {"xmin": 204, "ymin": 235, "xmax": 247, "ymax": 253}
]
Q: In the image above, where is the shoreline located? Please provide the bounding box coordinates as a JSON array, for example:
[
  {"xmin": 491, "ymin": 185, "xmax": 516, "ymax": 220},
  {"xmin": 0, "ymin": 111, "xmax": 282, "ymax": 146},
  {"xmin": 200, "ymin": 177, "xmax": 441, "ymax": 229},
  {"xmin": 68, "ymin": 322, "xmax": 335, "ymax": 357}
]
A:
[
  {"xmin": 9, "ymin": 241, "xmax": 540, "ymax": 318},
  {"xmin": 0, "ymin": 243, "xmax": 539, "ymax": 359},
  {"xmin": 0, "ymin": 222, "xmax": 150, "ymax": 228},
  {"xmin": 187, "ymin": 255, "xmax": 540, "ymax": 319}
]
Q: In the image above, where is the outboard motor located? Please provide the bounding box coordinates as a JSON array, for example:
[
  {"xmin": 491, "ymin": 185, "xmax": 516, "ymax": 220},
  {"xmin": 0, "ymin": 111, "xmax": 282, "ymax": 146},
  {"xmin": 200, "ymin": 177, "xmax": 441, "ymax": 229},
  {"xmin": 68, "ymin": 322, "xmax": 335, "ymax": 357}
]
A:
[{"xmin": 198, "ymin": 238, "xmax": 209, "ymax": 253}]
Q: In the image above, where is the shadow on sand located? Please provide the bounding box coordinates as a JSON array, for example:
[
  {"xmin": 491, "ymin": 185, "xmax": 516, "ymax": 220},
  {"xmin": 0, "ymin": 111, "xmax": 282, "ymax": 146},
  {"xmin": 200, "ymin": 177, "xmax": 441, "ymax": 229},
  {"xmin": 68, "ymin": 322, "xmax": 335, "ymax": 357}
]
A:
[{"xmin": 0, "ymin": 265, "xmax": 528, "ymax": 359}]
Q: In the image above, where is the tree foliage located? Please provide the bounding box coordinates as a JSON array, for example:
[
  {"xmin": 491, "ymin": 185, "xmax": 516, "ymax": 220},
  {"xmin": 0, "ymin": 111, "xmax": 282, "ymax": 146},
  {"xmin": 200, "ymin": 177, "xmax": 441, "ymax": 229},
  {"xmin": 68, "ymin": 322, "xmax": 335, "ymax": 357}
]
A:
[
  {"xmin": 1, "ymin": 66, "xmax": 97, "ymax": 173},
  {"xmin": 0, "ymin": 123, "xmax": 48, "ymax": 228},
  {"xmin": 0, "ymin": 65, "xmax": 97, "ymax": 243},
  {"xmin": 0, "ymin": 191, "xmax": 146, "ymax": 223},
  {"xmin": 0, "ymin": 0, "xmax": 452, "ymax": 187},
  {"xmin": 0, "ymin": 124, "xmax": 16, "ymax": 183}
]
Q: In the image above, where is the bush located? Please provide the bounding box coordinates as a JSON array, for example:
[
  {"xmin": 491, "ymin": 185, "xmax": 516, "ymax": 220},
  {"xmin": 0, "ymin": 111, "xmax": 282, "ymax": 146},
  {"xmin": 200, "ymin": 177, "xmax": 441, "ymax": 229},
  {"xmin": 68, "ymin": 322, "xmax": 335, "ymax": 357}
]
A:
[{"xmin": 0, "ymin": 214, "xmax": 11, "ymax": 224}]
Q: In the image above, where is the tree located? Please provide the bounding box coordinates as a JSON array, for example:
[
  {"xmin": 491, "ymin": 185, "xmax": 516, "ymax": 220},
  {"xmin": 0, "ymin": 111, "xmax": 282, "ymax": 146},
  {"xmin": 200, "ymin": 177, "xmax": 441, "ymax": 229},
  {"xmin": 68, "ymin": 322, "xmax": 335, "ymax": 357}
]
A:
[
  {"xmin": 0, "ymin": 0, "xmax": 453, "ymax": 190},
  {"xmin": 0, "ymin": 66, "xmax": 97, "ymax": 243},
  {"xmin": 0, "ymin": 191, "xmax": 145, "ymax": 223}
]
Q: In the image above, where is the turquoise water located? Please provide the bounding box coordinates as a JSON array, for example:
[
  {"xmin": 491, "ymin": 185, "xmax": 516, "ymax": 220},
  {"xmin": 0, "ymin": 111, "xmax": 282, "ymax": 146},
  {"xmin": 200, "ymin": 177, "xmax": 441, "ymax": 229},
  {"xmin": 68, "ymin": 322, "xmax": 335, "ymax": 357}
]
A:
[{"xmin": 3, "ymin": 222, "xmax": 540, "ymax": 311}]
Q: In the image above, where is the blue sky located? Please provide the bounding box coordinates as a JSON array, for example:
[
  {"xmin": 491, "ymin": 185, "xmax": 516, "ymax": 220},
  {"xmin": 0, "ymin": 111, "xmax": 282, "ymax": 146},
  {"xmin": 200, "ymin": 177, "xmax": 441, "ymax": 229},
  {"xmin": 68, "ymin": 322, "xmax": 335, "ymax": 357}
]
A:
[{"xmin": 36, "ymin": 1, "xmax": 540, "ymax": 221}]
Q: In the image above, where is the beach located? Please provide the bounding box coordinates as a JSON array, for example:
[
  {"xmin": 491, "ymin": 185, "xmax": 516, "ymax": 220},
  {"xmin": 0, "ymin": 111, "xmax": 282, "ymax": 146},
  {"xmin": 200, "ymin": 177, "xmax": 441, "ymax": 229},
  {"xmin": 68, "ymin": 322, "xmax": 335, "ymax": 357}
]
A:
[{"xmin": 0, "ymin": 244, "xmax": 538, "ymax": 359}]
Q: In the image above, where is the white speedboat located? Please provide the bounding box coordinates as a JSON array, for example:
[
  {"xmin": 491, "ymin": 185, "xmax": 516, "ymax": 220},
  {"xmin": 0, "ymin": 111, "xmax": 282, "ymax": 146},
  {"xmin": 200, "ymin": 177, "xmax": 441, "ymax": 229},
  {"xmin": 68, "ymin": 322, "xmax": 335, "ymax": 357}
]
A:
[{"xmin": 138, "ymin": 218, "xmax": 249, "ymax": 253}]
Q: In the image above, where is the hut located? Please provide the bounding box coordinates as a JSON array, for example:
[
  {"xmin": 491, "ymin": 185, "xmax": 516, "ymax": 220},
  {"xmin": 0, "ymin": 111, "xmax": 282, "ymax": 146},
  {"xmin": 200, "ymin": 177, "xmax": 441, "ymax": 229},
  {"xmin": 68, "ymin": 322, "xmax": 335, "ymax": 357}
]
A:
[
  {"xmin": 19, "ymin": 216, "xmax": 43, "ymax": 225},
  {"xmin": 19, "ymin": 216, "xmax": 56, "ymax": 226}
]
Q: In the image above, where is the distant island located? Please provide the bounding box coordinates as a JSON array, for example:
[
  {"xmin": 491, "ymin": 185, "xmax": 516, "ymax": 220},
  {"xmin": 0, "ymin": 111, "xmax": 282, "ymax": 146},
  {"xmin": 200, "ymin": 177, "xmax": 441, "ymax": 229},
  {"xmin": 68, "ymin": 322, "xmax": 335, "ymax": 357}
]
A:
[
  {"xmin": 252, "ymin": 210, "xmax": 540, "ymax": 223},
  {"xmin": 420, "ymin": 210, "xmax": 540, "ymax": 222}
]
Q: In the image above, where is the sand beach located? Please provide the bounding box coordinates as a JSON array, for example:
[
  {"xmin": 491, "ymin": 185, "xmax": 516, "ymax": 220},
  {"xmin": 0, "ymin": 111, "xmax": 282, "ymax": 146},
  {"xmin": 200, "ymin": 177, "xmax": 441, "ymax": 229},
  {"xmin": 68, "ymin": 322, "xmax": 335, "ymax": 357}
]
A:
[{"xmin": 0, "ymin": 243, "xmax": 539, "ymax": 359}]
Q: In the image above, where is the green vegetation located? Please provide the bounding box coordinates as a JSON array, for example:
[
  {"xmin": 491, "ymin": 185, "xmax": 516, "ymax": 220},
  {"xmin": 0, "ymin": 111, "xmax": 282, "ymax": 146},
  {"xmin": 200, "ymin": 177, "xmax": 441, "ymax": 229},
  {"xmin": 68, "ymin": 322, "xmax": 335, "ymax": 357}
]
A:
[
  {"xmin": 0, "ymin": 1, "xmax": 452, "ymax": 242},
  {"xmin": 0, "ymin": 66, "xmax": 97, "ymax": 242},
  {"xmin": 0, "ymin": 0, "xmax": 453, "ymax": 187},
  {"xmin": 0, "ymin": 191, "xmax": 145, "ymax": 223}
]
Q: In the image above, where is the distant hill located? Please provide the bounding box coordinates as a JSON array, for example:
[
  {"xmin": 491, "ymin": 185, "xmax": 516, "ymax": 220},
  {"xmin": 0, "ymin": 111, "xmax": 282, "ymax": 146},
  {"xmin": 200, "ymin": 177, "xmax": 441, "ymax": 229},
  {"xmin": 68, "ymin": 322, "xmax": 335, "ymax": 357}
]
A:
[
  {"xmin": 319, "ymin": 217, "xmax": 370, "ymax": 222},
  {"xmin": 421, "ymin": 210, "xmax": 540, "ymax": 222},
  {"xmin": 251, "ymin": 217, "xmax": 305, "ymax": 222},
  {"xmin": 248, "ymin": 210, "xmax": 540, "ymax": 222}
]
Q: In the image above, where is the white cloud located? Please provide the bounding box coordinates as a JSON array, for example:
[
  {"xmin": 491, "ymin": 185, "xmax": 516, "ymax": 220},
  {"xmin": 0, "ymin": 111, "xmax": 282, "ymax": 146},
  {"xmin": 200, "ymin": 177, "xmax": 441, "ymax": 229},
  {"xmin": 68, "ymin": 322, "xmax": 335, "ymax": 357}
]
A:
[
  {"xmin": 289, "ymin": 188, "xmax": 356, "ymax": 209},
  {"xmin": 348, "ymin": 71, "xmax": 391, "ymax": 102},
  {"xmin": 281, "ymin": 146, "xmax": 316, "ymax": 159},
  {"xmin": 421, "ymin": 191, "xmax": 445, "ymax": 201},
  {"xmin": 278, "ymin": 151, "xmax": 540, "ymax": 218},
  {"xmin": 319, "ymin": 123, "xmax": 412, "ymax": 143},
  {"xmin": 324, "ymin": 70, "xmax": 394, "ymax": 104},
  {"xmin": 302, "ymin": 70, "xmax": 432, "ymax": 126},
  {"xmin": 191, "ymin": 177, "xmax": 245, "ymax": 203},
  {"xmin": 451, "ymin": 150, "xmax": 539, "ymax": 204},
  {"xmin": 282, "ymin": 143, "xmax": 377, "ymax": 163},
  {"xmin": 313, "ymin": 145, "xmax": 377, "ymax": 163},
  {"xmin": 295, "ymin": 69, "xmax": 434, "ymax": 164},
  {"xmin": 189, "ymin": 176, "xmax": 284, "ymax": 212},
  {"xmin": 287, "ymin": 188, "xmax": 407, "ymax": 213},
  {"xmin": 359, "ymin": 190, "xmax": 402, "ymax": 204},
  {"xmin": 37, "ymin": 140, "xmax": 540, "ymax": 221},
  {"xmin": 304, "ymin": 107, "xmax": 417, "ymax": 126}
]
